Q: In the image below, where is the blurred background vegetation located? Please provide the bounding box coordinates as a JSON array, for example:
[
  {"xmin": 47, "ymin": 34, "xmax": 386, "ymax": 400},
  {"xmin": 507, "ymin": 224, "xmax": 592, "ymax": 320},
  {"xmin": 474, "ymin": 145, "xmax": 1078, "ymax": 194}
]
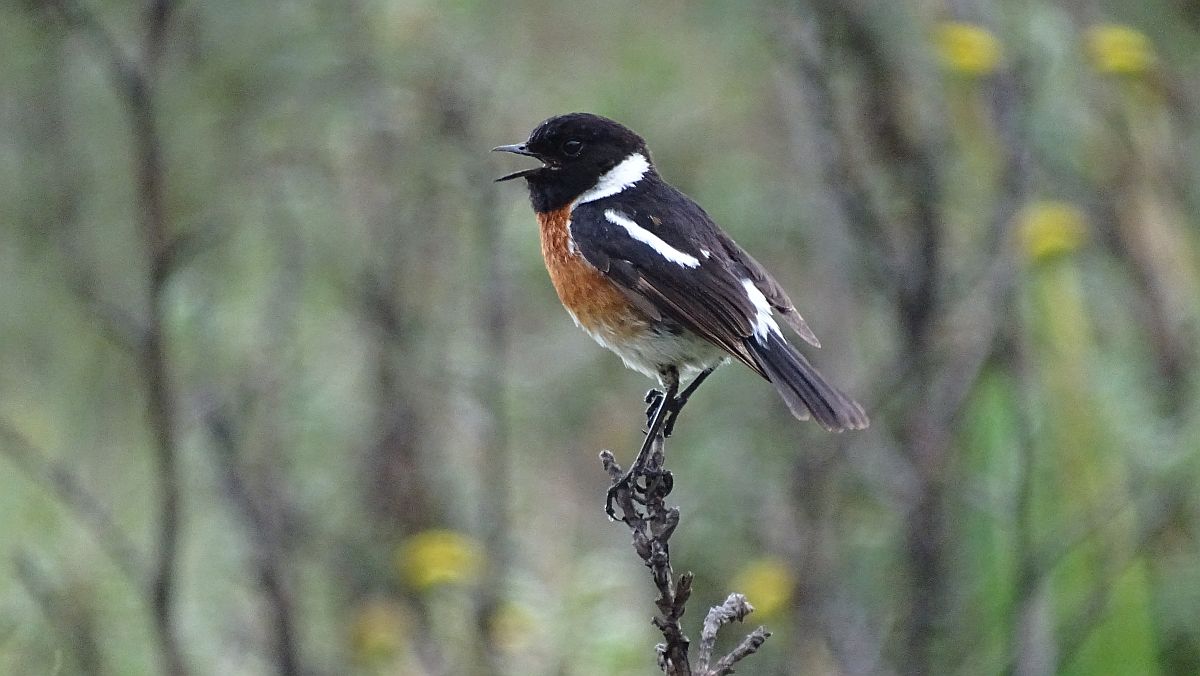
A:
[{"xmin": 2, "ymin": 0, "xmax": 1199, "ymax": 674}]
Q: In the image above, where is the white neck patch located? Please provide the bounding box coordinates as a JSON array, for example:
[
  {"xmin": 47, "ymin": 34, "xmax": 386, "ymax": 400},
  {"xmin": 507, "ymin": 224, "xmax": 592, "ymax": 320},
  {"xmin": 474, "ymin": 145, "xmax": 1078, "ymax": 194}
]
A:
[{"xmin": 574, "ymin": 153, "xmax": 650, "ymax": 207}]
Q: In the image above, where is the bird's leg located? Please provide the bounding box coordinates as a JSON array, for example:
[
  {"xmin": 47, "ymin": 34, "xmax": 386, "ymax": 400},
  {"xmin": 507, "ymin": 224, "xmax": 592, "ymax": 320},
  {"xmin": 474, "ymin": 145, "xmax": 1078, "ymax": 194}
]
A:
[
  {"xmin": 644, "ymin": 388, "xmax": 665, "ymax": 424},
  {"xmin": 635, "ymin": 367, "xmax": 714, "ymax": 503},
  {"xmin": 662, "ymin": 367, "xmax": 715, "ymax": 438},
  {"xmin": 607, "ymin": 369, "xmax": 680, "ymax": 519},
  {"xmin": 644, "ymin": 366, "xmax": 714, "ymax": 436}
]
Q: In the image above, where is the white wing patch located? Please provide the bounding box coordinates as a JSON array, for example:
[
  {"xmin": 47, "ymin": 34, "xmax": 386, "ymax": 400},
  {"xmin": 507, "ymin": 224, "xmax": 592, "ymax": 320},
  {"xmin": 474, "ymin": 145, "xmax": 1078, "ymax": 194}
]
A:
[
  {"xmin": 604, "ymin": 210, "xmax": 700, "ymax": 268},
  {"xmin": 741, "ymin": 278, "xmax": 782, "ymax": 341},
  {"xmin": 574, "ymin": 153, "xmax": 650, "ymax": 206}
]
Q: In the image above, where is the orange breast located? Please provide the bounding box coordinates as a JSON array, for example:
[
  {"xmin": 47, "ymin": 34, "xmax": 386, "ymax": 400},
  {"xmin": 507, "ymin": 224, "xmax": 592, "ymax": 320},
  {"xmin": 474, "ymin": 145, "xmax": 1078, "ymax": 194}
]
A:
[{"xmin": 537, "ymin": 207, "xmax": 649, "ymax": 338}]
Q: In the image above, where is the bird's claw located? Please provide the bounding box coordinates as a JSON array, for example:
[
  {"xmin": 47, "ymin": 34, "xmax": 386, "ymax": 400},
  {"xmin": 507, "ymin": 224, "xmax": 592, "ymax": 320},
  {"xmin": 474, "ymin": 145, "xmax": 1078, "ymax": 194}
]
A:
[
  {"xmin": 604, "ymin": 478, "xmax": 627, "ymax": 520},
  {"xmin": 644, "ymin": 388, "xmax": 685, "ymax": 437}
]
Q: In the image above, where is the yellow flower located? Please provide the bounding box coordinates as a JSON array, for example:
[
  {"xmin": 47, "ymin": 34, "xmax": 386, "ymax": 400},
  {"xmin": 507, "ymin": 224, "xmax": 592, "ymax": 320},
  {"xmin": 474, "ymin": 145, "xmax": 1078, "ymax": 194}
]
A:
[
  {"xmin": 349, "ymin": 598, "xmax": 410, "ymax": 664},
  {"xmin": 396, "ymin": 529, "xmax": 483, "ymax": 590},
  {"xmin": 935, "ymin": 22, "xmax": 1001, "ymax": 75},
  {"xmin": 1018, "ymin": 202, "xmax": 1088, "ymax": 262},
  {"xmin": 1086, "ymin": 25, "xmax": 1155, "ymax": 74},
  {"xmin": 731, "ymin": 557, "xmax": 795, "ymax": 619}
]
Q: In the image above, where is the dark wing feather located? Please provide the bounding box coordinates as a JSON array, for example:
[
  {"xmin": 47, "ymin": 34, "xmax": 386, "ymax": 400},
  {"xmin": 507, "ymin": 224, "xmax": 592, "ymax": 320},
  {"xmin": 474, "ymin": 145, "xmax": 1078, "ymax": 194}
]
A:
[
  {"xmin": 570, "ymin": 186, "xmax": 867, "ymax": 430},
  {"xmin": 569, "ymin": 180, "xmax": 869, "ymax": 429},
  {"xmin": 569, "ymin": 199, "xmax": 767, "ymax": 376},
  {"xmin": 715, "ymin": 234, "xmax": 821, "ymax": 347}
]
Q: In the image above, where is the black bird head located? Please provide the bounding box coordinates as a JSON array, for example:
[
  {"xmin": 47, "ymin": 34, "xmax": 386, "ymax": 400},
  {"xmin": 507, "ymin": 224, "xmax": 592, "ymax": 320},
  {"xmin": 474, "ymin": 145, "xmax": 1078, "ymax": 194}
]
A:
[{"xmin": 494, "ymin": 113, "xmax": 653, "ymax": 212}]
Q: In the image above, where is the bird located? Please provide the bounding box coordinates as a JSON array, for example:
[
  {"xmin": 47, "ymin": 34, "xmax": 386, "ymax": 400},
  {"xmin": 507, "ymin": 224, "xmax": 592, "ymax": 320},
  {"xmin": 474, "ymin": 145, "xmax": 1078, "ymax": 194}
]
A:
[{"xmin": 494, "ymin": 113, "xmax": 867, "ymax": 510}]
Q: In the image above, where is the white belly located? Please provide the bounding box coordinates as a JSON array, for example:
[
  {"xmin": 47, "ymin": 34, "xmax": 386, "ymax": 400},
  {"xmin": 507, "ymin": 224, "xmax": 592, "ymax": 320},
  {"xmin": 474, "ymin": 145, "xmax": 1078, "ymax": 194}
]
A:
[{"xmin": 571, "ymin": 314, "xmax": 728, "ymax": 382}]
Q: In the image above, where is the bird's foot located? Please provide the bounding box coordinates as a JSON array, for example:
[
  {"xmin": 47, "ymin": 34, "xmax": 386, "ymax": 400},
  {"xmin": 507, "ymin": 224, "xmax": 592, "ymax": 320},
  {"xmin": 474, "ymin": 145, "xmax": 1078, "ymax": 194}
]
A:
[
  {"xmin": 608, "ymin": 380, "xmax": 682, "ymax": 520},
  {"xmin": 604, "ymin": 478, "xmax": 625, "ymax": 520},
  {"xmin": 645, "ymin": 388, "xmax": 686, "ymax": 438}
]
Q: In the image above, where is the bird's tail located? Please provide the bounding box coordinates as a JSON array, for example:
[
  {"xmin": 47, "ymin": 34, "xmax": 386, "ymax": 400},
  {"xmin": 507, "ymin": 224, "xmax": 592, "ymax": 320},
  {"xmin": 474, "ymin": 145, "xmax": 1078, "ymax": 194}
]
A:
[{"xmin": 745, "ymin": 331, "xmax": 869, "ymax": 432}]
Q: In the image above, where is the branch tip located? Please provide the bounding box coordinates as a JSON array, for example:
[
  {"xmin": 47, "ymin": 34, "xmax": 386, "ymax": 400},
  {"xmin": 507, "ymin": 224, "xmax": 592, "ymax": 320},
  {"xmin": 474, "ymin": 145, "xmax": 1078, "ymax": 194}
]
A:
[{"xmin": 600, "ymin": 418, "xmax": 770, "ymax": 674}]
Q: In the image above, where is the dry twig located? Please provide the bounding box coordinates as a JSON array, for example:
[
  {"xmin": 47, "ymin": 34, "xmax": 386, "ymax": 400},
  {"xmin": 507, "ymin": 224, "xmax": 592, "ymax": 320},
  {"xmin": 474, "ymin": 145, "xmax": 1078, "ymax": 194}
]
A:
[
  {"xmin": 601, "ymin": 419, "xmax": 771, "ymax": 676},
  {"xmin": 43, "ymin": 0, "xmax": 189, "ymax": 672}
]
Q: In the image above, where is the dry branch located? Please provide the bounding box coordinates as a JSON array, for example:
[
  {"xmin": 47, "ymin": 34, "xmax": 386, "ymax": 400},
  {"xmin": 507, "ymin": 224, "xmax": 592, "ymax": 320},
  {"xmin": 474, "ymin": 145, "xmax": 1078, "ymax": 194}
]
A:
[
  {"xmin": 44, "ymin": 0, "xmax": 188, "ymax": 673},
  {"xmin": 14, "ymin": 552, "xmax": 103, "ymax": 675},
  {"xmin": 0, "ymin": 420, "xmax": 146, "ymax": 584},
  {"xmin": 202, "ymin": 406, "xmax": 302, "ymax": 676},
  {"xmin": 601, "ymin": 426, "xmax": 771, "ymax": 676}
]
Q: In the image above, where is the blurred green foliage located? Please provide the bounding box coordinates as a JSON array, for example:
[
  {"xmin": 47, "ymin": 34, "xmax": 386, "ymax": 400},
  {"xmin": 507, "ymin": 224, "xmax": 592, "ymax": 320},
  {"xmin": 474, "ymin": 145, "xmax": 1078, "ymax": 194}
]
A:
[{"xmin": 2, "ymin": 0, "xmax": 1199, "ymax": 674}]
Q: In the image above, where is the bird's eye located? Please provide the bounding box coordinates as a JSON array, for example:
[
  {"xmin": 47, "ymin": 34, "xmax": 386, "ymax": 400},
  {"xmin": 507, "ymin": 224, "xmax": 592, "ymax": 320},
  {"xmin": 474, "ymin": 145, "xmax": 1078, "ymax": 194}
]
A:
[{"xmin": 562, "ymin": 139, "xmax": 583, "ymax": 156}]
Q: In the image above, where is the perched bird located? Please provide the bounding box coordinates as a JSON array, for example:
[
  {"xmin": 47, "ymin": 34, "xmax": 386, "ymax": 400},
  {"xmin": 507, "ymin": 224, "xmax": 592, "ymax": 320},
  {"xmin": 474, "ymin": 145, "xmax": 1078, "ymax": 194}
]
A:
[{"xmin": 494, "ymin": 114, "xmax": 867, "ymax": 504}]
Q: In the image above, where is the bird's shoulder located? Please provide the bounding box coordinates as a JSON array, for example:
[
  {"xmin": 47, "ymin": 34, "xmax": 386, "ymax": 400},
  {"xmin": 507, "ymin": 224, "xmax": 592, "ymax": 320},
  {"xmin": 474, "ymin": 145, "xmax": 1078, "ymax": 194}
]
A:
[{"xmin": 569, "ymin": 178, "xmax": 721, "ymax": 263}]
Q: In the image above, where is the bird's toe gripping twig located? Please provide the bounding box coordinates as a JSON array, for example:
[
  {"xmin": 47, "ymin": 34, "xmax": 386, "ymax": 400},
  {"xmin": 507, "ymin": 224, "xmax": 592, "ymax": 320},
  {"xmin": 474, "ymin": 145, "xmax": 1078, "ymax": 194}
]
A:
[
  {"xmin": 604, "ymin": 440, "xmax": 674, "ymax": 521},
  {"xmin": 607, "ymin": 386, "xmax": 680, "ymax": 519}
]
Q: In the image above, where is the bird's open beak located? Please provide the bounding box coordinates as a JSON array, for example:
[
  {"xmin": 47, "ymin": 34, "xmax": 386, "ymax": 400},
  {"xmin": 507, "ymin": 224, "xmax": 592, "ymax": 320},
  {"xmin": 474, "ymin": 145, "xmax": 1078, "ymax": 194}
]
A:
[
  {"xmin": 492, "ymin": 143, "xmax": 543, "ymax": 182},
  {"xmin": 492, "ymin": 143, "xmax": 536, "ymax": 157}
]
